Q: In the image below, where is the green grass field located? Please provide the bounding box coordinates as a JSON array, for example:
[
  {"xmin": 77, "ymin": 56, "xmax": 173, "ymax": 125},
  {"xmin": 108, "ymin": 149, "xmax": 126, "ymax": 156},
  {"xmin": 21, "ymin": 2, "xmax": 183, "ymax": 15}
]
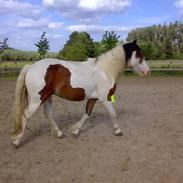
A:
[
  {"xmin": 0, "ymin": 61, "xmax": 33, "ymax": 68},
  {"xmin": 0, "ymin": 49, "xmax": 58, "ymax": 63},
  {"xmin": 147, "ymin": 60, "xmax": 183, "ymax": 69}
]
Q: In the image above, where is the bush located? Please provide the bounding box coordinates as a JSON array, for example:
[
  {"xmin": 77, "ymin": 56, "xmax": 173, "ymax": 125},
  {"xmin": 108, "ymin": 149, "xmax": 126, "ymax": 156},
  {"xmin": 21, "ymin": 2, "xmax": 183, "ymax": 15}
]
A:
[{"xmin": 0, "ymin": 49, "xmax": 58, "ymax": 61}]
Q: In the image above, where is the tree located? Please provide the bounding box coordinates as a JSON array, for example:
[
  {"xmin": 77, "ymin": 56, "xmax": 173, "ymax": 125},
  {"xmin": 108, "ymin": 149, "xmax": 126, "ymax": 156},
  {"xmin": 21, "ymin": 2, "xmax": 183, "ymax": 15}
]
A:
[
  {"xmin": 126, "ymin": 21, "xmax": 183, "ymax": 59},
  {"xmin": 35, "ymin": 32, "xmax": 50, "ymax": 57},
  {"xmin": 93, "ymin": 41, "xmax": 104, "ymax": 57},
  {"xmin": 0, "ymin": 38, "xmax": 8, "ymax": 52},
  {"xmin": 101, "ymin": 31, "xmax": 120, "ymax": 52},
  {"xmin": 164, "ymin": 39, "xmax": 173, "ymax": 59},
  {"xmin": 140, "ymin": 43, "xmax": 154, "ymax": 60},
  {"xmin": 58, "ymin": 31, "xmax": 96, "ymax": 61}
]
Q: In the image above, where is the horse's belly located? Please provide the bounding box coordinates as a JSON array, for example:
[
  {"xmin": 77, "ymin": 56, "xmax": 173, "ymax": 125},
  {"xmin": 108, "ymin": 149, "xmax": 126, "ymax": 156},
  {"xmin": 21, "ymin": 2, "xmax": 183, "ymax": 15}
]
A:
[{"xmin": 70, "ymin": 73, "xmax": 97, "ymax": 99}]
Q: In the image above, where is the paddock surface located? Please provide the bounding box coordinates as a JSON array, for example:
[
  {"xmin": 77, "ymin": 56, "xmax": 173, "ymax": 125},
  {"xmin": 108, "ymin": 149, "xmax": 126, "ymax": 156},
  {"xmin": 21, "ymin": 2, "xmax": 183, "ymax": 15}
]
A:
[{"xmin": 0, "ymin": 76, "xmax": 183, "ymax": 183}]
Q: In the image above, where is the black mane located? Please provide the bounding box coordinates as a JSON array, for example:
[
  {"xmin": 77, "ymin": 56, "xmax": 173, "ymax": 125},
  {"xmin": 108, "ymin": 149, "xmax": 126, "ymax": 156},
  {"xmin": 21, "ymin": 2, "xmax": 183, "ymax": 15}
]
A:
[{"xmin": 123, "ymin": 40, "xmax": 143, "ymax": 64}]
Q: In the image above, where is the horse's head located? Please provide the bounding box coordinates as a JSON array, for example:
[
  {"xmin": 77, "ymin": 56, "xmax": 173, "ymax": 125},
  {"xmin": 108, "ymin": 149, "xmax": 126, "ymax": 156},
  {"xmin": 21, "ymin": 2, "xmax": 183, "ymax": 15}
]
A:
[{"xmin": 123, "ymin": 40, "xmax": 150, "ymax": 76}]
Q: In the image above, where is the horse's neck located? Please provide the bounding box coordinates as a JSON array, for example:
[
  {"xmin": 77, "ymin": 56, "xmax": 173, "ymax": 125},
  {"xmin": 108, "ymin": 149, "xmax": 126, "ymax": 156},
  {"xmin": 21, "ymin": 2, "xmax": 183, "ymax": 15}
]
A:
[{"xmin": 96, "ymin": 45, "xmax": 126, "ymax": 83}]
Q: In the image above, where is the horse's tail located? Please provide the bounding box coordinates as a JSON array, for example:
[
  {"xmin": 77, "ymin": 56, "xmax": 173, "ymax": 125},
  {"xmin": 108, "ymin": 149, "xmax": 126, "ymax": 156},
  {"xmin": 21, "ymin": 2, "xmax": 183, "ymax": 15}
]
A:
[{"xmin": 11, "ymin": 65, "xmax": 31, "ymax": 137}]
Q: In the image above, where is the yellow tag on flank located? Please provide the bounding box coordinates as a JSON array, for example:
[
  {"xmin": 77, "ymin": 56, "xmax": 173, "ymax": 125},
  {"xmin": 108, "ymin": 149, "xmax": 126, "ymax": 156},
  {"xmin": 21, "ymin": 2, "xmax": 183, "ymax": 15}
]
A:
[{"xmin": 111, "ymin": 95, "xmax": 116, "ymax": 103}]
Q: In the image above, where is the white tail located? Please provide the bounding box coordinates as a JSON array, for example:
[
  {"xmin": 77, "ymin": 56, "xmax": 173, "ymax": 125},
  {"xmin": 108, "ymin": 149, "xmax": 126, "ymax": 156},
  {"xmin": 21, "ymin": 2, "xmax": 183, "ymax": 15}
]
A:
[{"xmin": 11, "ymin": 65, "xmax": 31, "ymax": 137}]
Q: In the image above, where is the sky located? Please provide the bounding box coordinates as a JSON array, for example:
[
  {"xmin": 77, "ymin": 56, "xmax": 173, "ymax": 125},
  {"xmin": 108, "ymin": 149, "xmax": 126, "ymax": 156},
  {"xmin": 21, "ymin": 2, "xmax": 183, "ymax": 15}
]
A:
[{"xmin": 0, "ymin": 0, "xmax": 183, "ymax": 51}]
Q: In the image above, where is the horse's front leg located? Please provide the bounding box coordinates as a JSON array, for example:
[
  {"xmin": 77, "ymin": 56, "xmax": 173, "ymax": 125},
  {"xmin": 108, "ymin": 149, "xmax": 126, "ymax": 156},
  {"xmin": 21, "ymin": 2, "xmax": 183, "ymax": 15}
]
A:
[
  {"xmin": 102, "ymin": 101, "xmax": 123, "ymax": 136},
  {"xmin": 71, "ymin": 99, "xmax": 97, "ymax": 136}
]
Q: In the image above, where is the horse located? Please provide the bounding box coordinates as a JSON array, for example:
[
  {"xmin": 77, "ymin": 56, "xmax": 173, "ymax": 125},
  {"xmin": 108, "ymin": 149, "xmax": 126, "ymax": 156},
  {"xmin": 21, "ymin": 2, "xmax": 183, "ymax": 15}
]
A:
[{"xmin": 11, "ymin": 40, "xmax": 150, "ymax": 146}]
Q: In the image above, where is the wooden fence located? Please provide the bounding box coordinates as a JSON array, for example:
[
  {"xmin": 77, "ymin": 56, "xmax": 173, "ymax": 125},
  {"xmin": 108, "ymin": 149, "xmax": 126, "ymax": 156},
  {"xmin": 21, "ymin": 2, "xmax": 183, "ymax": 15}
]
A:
[
  {"xmin": 0, "ymin": 68, "xmax": 21, "ymax": 77},
  {"xmin": 0, "ymin": 60, "xmax": 183, "ymax": 77}
]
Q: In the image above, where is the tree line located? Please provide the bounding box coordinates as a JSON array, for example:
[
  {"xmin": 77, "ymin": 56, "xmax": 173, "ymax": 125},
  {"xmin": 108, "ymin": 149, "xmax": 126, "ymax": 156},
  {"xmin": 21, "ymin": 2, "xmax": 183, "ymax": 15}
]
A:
[
  {"xmin": 0, "ymin": 21, "xmax": 183, "ymax": 61},
  {"xmin": 59, "ymin": 21, "xmax": 183, "ymax": 60},
  {"xmin": 0, "ymin": 31, "xmax": 120, "ymax": 61},
  {"xmin": 58, "ymin": 31, "xmax": 121, "ymax": 61},
  {"xmin": 127, "ymin": 21, "xmax": 183, "ymax": 60}
]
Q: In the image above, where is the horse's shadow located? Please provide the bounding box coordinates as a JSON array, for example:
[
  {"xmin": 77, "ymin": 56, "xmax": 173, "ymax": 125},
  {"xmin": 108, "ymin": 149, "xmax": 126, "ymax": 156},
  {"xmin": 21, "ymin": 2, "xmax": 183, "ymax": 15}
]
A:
[
  {"xmin": 21, "ymin": 107, "xmax": 141, "ymax": 146},
  {"xmin": 54, "ymin": 112, "xmax": 108, "ymax": 132},
  {"xmin": 55, "ymin": 107, "xmax": 128, "ymax": 134}
]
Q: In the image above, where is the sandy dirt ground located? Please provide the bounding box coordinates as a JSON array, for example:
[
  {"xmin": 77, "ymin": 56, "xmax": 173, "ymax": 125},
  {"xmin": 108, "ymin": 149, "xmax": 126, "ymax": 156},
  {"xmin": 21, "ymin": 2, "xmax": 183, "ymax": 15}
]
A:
[{"xmin": 0, "ymin": 76, "xmax": 183, "ymax": 183}]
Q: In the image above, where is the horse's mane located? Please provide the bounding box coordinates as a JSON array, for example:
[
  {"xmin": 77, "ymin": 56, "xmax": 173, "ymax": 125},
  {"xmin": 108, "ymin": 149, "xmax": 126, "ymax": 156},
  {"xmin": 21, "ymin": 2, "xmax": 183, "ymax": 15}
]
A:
[
  {"xmin": 85, "ymin": 43, "xmax": 124, "ymax": 66},
  {"xmin": 96, "ymin": 43, "xmax": 123, "ymax": 63},
  {"xmin": 94, "ymin": 44, "xmax": 125, "ymax": 82}
]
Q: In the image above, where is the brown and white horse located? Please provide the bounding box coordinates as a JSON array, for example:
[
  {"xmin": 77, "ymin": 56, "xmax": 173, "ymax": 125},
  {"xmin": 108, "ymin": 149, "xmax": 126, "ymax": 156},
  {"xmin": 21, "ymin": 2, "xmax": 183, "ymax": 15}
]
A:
[{"xmin": 11, "ymin": 40, "xmax": 149, "ymax": 146}]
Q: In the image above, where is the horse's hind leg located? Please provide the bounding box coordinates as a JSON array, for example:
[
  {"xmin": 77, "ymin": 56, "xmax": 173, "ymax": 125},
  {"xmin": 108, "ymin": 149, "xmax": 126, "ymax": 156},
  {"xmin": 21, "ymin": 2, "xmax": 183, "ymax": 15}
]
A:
[
  {"xmin": 11, "ymin": 100, "xmax": 41, "ymax": 146},
  {"xmin": 43, "ymin": 97, "xmax": 65, "ymax": 138},
  {"xmin": 71, "ymin": 99, "xmax": 97, "ymax": 136}
]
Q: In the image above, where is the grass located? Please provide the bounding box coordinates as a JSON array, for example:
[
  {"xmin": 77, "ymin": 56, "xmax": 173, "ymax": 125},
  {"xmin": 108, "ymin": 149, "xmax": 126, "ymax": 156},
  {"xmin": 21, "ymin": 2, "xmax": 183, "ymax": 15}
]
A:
[
  {"xmin": 124, "ymin": 60, "xmax": 183, "ymax": 77},
  {"xmin": 0, "ymin": 76, "xmax": 17, "ymax": 80},
  {"xmin": 147, "ymin": 60, "xmax": 183, "ymax": 69},
  {"xmin": 150, "ymin": 70, "xmax": 183, "ymax": 76},
  {"xmin": 124, "ymin": 70, "xmax": 183, "ymax": 77},
  {"xmin": 0, "ymin": 49, "xmax": 58, "ymax": 63},
  {"xmin": 0, "ymin": 61, "xmax": 33, "ymax": 68},
  {"xmin": 1, "ymin": 60, "xmax": 183, "ymax": 77}
]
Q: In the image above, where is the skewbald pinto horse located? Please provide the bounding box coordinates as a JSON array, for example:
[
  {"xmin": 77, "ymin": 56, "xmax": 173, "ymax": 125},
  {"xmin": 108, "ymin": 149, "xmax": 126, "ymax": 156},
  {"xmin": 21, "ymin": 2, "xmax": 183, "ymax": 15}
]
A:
[{"xmin": 11, "ymin": 40, "xmax": 150, "ymax": 147}]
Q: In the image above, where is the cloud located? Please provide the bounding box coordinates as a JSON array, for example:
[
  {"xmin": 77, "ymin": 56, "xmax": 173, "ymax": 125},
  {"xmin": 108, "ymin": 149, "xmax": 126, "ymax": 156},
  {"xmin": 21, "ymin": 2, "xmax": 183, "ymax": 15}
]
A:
[
  {"xmin": 0, "ymin": 1, "xmax": 64, "ymax": 51},
  {"xmin": 17, "ymin": 18, "xmax": 48, "ymax": 29},
  {"xmin": 78, "ymin": 0, "xmax": 131, "ymax": 13},
  {"xmin": 175, "ymin": 0, "xmax": 183, "ymax": 17},
  {"xmin": 17, "ymin": 18, "xmax": 64, "ymax": 30},
  {"xmin": 0, "ymin": 0, "xmax": 41, "ymax": 18},
  {"xmin": 66, "ymin": 24, "xmax": 132, "ymax": 33},
  {"xmin": 48, "ymin": 22, "xmax": 64, "ymax": 29},
  {"xmin": 43, "ymin": 0, "xmax": 131, "ymax": 21}
]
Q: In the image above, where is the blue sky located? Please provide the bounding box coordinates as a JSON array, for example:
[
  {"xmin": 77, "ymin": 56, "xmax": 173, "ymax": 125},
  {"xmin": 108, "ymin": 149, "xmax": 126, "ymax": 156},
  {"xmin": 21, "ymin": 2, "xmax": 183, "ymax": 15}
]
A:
[{"xmin": 0, "ymin": 0, "xmax": 182, "ymax": 51}]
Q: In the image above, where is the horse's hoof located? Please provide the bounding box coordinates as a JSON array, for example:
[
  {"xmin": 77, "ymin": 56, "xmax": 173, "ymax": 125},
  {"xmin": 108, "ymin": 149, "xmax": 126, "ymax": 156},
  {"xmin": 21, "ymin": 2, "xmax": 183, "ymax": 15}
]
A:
[
  {"xmin": 71, "ymin": 129, "xmax": 80, "ymax": 137},
  {"xmin": 11, "ymin": 140, "xmax": 21, "ymax": 148},
  {"xmin": 114, "ymin": 131, "xmax": 123, "ymax": 136},
  {"xmin": 52, "ymin": 129, "xmax": 65, "ymax": 138},
  {"xmin": 11, "ymin": 135, "xmax": 21, "ymax": 148},
  {"xmin": 114, "ymin": 128, "xmax": 123, "ymax": 136},
  {"xmin": 56, "ymin": 131, "xmax": 65, "ymax": 138}
]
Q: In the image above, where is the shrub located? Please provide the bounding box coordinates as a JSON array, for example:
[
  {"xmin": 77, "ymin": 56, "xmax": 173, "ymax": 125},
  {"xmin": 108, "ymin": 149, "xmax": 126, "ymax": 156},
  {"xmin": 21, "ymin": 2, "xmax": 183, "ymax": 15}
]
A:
[{"xmin": 0, "ymin": 49, "xmax": 58, "ymax": 61}]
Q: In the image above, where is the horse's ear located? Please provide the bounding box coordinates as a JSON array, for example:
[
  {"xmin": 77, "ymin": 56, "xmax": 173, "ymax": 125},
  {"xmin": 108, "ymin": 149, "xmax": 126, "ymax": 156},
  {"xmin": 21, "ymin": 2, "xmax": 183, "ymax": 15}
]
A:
[{"xmin": 132, "ymin": 39, "xmax": 137, "ymax": 44}]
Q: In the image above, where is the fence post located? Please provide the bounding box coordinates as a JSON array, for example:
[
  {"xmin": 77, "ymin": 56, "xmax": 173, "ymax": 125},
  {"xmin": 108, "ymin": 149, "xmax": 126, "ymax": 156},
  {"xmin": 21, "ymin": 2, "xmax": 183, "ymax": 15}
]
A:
[{"xmin": 169, "ymin": 61, "xmax": 173, "ymax": 70}]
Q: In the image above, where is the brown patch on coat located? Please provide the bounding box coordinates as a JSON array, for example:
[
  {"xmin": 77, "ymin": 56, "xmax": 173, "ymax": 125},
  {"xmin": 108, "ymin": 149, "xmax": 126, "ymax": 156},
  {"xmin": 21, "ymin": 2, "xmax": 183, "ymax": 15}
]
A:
[
  {"xmin": 39, "ymin": 64, "xmax": 85, "ymax": 103},
  {"xmin": 86, "ymin": 99, "xmax": 97, "ymax": 115},
  {"xmin": 107, "ymin": 84, "xmax": 116, "ymax": 101}
]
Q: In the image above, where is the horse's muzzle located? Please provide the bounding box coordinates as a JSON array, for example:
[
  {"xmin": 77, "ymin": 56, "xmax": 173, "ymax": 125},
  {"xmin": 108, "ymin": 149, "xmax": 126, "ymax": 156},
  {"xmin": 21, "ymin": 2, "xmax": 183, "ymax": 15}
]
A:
[{"xmin": 140, "ymin": 70, "xmax": 151, "ymax": 77}]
